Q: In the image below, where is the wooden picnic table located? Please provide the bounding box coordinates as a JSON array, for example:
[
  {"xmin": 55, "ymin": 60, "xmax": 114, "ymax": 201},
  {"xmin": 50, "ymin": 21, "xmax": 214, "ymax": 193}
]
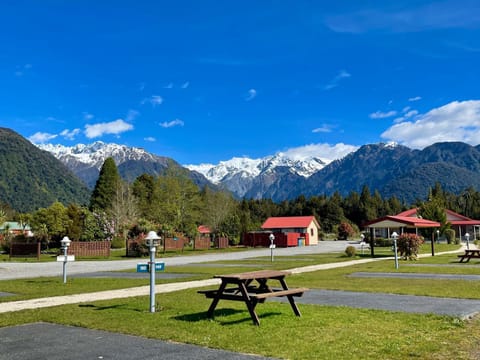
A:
[
  {"xmin": 198, "ymin": 269, "xmax": 308, "ymax": 326},
  {"xmin": 457, "ymin": 249, "xmax": 480, "ymax": 263}
]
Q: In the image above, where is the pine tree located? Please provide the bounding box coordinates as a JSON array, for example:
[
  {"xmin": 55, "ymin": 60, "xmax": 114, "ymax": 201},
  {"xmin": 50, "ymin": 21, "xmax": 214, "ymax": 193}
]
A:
[{"xmin": 89, "ymin": 157, "xmax": 121, "ymax": 212}]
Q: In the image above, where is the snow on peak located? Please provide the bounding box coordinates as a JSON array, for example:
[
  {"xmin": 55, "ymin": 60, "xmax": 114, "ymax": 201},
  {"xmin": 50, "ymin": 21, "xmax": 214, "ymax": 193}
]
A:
[
  {"xmin": 185, "ymin": 153, "xmax": 327, "ymax": 184},
  {"xmin": 37, "ymin": 141, "xmax": 155, "ymax": 169}
]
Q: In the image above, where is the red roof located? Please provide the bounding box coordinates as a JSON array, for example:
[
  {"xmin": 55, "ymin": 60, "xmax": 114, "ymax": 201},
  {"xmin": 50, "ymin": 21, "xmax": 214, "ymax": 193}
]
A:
[
  {"xmin": 396, "ymin": 208, "xmax": 480, "ymax": 226},
  {"xmin": 261, "ymin": 216, "xmax": 319, "ymax": 229},
  {"xmin": 197, "ymin": 225, "xmax": 211, "ymax": 234},
  {"xmin": 365, "ymin": 215, "xmax": 440, "ymax": 228}
]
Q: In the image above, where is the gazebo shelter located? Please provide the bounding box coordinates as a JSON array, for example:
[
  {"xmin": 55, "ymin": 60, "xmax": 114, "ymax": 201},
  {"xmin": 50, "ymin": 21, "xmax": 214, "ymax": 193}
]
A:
[{"xmin": 364, "ymin": 215, "xmax": 440, "ymax": 256}]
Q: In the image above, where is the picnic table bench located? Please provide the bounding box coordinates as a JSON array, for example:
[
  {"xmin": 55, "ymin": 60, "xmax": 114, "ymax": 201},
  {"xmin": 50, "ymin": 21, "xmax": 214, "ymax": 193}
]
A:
[
  {"xmin": 198, "ymin": 269, "xmax": 308, "ymax": 325},
  {"xmin": 457, "ymin": 249, "xmax": 480, "ymax": 263}
]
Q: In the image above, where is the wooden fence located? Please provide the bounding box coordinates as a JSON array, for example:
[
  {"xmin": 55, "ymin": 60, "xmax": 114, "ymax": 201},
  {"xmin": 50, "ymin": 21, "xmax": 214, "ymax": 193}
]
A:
[{"xmin": 67, "ymin": 241, "xmax": 111, "ymax": 257}]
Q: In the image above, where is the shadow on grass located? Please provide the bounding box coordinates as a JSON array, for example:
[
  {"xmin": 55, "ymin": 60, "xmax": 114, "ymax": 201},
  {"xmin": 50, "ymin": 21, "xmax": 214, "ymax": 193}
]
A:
[
  {"xmin": 174, "ymin": 309, "xmax": 282, "ymax": 325},
  {"xmin": 78, "ymin": 303, "xmax": 144, "ymax": 312}
]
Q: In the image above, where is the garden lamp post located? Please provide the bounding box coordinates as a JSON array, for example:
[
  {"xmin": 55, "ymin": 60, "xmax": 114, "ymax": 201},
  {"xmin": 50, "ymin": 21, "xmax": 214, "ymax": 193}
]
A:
[
  {"xmin": 465, "ymin": 233, "xmax": 470, "ymax": 250},
  {"xmin": 145, "ymin": 230, "xmax": 161, "ymax": 313},
  {"xmin": 269, "ymin": 233, "xmax": 275, "ymax": 262},
  {"xmin": 391, "ymin": 231, "xmax": 399, "ymax": 270},
  {"xmin": 360, "ymin": 233, "xmax": 366, "ymax": 254},
  {"xmin": 60, "ymin": 236, "xmax": 71, "ymax": 284},
  {"xmin": 436, "ymin": 229, "xmax": 440, "ymax": 243}
]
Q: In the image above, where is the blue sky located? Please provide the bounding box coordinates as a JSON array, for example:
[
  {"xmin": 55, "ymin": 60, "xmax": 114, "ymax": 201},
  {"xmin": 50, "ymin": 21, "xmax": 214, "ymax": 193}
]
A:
[{"xmin": 2, "ymin": 1, "xmax": 480, "ymax": 165}]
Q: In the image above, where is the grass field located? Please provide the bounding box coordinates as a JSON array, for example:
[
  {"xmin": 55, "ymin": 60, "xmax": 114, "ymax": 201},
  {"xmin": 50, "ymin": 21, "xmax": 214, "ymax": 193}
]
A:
[{"xmin": 1, "ymin": 243, "xmax": 480, "ymax": 359}]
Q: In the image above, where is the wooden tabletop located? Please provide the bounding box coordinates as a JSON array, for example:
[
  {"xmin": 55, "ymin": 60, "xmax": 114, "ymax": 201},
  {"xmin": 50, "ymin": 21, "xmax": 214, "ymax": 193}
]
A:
[{"xmin": 214, "ymin": 270, "xmax": 291, "ymax": 280}]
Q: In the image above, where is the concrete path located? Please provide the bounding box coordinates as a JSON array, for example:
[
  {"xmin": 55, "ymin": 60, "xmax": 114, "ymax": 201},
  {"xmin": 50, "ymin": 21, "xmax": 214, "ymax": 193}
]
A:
[{"xmin": 0, "ymin": 241, "xmax": 348, "ymax": 280}]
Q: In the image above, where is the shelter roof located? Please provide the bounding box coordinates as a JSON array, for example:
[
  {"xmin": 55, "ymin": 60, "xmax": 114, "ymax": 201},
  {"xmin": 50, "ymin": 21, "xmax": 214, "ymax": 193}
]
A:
[{"xmin": 364, "ymin": 215, "xmax": 440, "ymax": 229}]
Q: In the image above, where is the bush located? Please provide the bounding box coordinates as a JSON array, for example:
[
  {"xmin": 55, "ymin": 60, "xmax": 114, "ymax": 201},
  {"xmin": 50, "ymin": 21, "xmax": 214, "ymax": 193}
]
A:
[
  {"xmin": 110, "ymin": 236, "xmax": 125, "ymax": 249},
  {"xmin": 345, "ymin": 245, "xmax": 356, "ymax": 257},
  {"xmin": 397, "ymin": 233, "xmax": 424, "ymax": 260},
  {"xmin": 444, "ymin": 229, "xmax": 455, "ymax": 244},
  {"xmin": 338, "ymin": 222, "xmax": 355, "ymax": 240}
]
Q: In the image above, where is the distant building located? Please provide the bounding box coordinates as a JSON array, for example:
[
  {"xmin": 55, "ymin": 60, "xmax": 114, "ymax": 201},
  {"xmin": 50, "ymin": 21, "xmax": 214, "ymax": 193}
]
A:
[
  {"xmin": 0, "ymin": 222, "xmax": 33, "ymax": 239},
  {"xmin": 261, "ymin": 216, "xmax": 321, "ymax": 245}
]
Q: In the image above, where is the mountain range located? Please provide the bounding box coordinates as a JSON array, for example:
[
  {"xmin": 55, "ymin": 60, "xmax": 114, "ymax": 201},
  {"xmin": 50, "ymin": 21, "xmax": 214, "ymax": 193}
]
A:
[
  {"xmin": 1, "ymin": 126, "xmax": 480, "ymax": 213},
  {"xmin": 39, "ymin": 139, "xmax": 480, "ymax": 205}
]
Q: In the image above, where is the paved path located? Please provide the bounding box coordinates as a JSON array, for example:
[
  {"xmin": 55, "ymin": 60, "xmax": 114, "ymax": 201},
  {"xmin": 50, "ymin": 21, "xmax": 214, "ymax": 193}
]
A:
[{"xmin": 0, "ymin": 241, "xmax": 348, "ymax": 280}]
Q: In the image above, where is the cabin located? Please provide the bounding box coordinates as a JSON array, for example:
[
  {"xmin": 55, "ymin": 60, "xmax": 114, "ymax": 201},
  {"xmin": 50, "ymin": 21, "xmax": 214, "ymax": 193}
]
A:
[{"xmin": 261, "ymin": 216, "xmax": 320, "ymax": 246}]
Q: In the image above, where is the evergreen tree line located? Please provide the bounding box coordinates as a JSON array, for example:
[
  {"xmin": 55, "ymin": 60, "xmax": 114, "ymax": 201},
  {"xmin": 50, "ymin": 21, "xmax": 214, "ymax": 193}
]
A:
[{"xmin": 5, "ymin": 157, "xmax": 480, "ymax": 246}]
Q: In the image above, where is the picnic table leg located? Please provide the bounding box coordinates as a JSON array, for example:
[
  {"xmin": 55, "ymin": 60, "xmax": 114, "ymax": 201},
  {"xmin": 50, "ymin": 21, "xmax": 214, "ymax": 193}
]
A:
[
  {"xmin": 279, "ymin": 278, "xmax": 302, "ymax": 317},
  {"xmin": 238, "ymin": 282, "xmax": 261, "ymax": 326},
  {"xmin": 206, "ymin": 281, "xmax": 227, "ymax": 318}
]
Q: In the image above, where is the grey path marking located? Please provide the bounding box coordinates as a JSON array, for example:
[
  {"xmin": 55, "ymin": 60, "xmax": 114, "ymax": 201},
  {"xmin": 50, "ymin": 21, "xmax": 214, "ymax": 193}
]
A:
[
  {"xmin": 273, "ymin": 289, "xmax": 480, "ymax": 319},
  {"xmin": 0, "ymin": 292, "xmax": 14, "ymax": 298},
  {"xmin": 0, "ymin": 322, "xmax": 275, "ymax": 360},
  {"xmin": 350, "ymin": 272, "xmax": 480, "ymax": 281}
]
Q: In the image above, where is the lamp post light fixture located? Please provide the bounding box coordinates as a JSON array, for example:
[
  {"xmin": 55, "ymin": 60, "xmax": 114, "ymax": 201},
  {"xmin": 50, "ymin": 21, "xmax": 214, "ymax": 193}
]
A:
[
  {"xmin": 436, "ymin": 229, "xmax": 440, "ymax": 243},
  {"xmin": 360, "ymin": 233, "xmax": 366, "ymax": 254},
  {"xmin": 145, "ymin": 230, "xmax": 161, "ymax": 313},
  {"xmin": 391, "ymin": 232, "xmax": 399, "ymax": 270},
  {"xmin": 465, "ymin": 232, "xmax": 470, "ymax": 250},
  {"xmin": 269, "ymin": 233, "xmax": 275, "ymax": 262},
  {"xmin": 60, "ymin": 236, "xmax": 71, "ymax": 284}
]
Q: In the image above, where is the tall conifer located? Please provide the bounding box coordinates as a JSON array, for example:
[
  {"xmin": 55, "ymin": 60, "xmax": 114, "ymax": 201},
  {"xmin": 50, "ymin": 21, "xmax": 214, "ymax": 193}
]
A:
[{"xmin": 89, "ymin": 157, "xmax": 120, "ymax": 212}]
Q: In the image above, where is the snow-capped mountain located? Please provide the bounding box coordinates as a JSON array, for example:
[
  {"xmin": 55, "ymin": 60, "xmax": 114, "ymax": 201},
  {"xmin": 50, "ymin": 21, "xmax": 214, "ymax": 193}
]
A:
[
  {"xmin": 36, "ymin": 141, "xmax": 210, "ymax": 189},
  {"xmin": 186, "ymin": 153, "xmax": 328, "ymax": 184},
  {"xmin": 185, "ymin": 153, "xmax": 329, "ymax": 197},
  {"xmin": 37, "ymin": 141, "xmax": 157, "ymax": 170}
]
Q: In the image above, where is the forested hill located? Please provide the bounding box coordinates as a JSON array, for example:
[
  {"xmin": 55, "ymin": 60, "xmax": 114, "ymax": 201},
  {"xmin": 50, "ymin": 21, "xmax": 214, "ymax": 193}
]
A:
[{"xmin": 0, "ymin": 128, "xmax": 90, "ymax": 212}]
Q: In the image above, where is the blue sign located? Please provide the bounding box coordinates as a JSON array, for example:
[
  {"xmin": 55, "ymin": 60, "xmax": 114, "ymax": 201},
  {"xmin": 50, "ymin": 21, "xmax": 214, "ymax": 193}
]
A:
[
  {"xmin": 136, "ymin": 263, "xmax": 149, "ymax": 273},
  {"xmin": 155, "ymin": 262, "xmax": 165, "ymax": 271}
]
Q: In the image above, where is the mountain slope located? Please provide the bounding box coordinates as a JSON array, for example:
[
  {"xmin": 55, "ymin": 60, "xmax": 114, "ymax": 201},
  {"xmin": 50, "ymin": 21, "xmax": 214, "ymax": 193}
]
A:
[
  {"xmin": 0, "ymin": 128, "xmax": 91, "ymax": 212},
  {"xmin": 38, "ymin": 142, "xmax": 212, "ymax": 189}
]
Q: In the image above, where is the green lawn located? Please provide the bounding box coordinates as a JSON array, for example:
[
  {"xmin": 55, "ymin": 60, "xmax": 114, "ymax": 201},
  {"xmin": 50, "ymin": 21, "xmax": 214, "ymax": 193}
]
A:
[{"xmin": 1, "ymin": 244, "xmax": 479, "ymax": 359}]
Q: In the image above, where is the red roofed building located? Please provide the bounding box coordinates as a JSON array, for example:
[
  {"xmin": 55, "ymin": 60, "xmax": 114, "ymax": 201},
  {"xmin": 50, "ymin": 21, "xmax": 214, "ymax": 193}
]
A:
[
  {"xmin": 261, "ymin": 216, "xmax": 320, "ymax": 245},
  {"xmin": 396, "ymin": 208, "xmax": 480, "ymax": 241}
]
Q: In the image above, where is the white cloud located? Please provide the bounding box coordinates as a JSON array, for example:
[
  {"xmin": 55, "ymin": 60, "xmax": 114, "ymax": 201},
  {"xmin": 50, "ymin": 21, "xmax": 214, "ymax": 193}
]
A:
[
  {"xmin": 83, "ymin": 112, "xmax": 94, "ymax": 121},
  {"xmin": 381, "ymin": 100, "xmax": 480, "ymax": 148},
  {"xmin": 283, "ymin": 143, "xmax": 358, "ymax": 162},
  {"xmin": 245, "ymin": 88, "xmax": 257, "ymax": 101},
  {"xmin": 60, "ymin": 128, "xmax": 81, "ymax": 140},
  {"xmin": 160, "ymin": 119, "xmax": 184, "ymax": 128},
  {"xmin": 144, "ymin": 136, "xmax": 156, "ymax": 142},
  {"xmin": 323, "ymin": 70, "xmax": 351, "ymax": 90},
  {"xmin": 409, "ymin": 96, "xmax": 422, "ymax": 102},
  {"xmin": 141, "ymin": 95, "xmax": 163, "ymax": 107},
  {"xmin": 84, "ymin": 119, "xmax": 134, "ymax": 138},
  {"xmin": 181, "ymin": 81, "xmax": 190, "ymax": 89},
  {"xmin": 312, "ymin": 124, "xmax": 334, "ymax": 133},
  {"xmin": 324, "ymin": 1, "xmax": 480, "ymax": 33},
  {"xmin": 164, "ymin": 83, "xmax": 174, "ymax": 89},
  {"xmin": 126, "ymin": 109, "xmax": 140, "ymax": 122},
  {"xmin": 28, "ymin": 132, "xmax": 58, "ymax": 144},
  {"xmin": 369, "ymin": 110, "xmax": 398, "ymax": 119}
]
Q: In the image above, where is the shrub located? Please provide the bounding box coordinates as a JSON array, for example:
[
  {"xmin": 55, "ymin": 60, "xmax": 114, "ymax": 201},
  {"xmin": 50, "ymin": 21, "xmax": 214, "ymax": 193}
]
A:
[
  {"xmin": 345, "ymin": 245, "xmax": 356, "ymax": 257},
  {"xmin": 338, "ymin": 222, "xmax": 355, "ymax": 240},
  {"xmin": 444, "ymin": 229, "xmax": 455, "ymax": 244},
  {"xmin": 110, "ymin": 236, "xmax": 125, "ymax": 249},
  {"xmin": 396, "ymin": 233, "xmax": 424, "ymax": 260}
]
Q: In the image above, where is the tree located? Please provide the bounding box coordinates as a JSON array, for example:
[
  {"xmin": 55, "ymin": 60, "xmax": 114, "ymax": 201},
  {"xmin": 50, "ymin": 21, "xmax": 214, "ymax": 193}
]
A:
[
  {"xmin": 110, "ymin": 181, "xmax": 139, "ymax": 240},
  {"xmin": 338, "ymin": 222, "xmax": 355, "ymax": 240},
  {"xmin": 89, "ymin": 157, "xmax": 121, "ymax": 212}
]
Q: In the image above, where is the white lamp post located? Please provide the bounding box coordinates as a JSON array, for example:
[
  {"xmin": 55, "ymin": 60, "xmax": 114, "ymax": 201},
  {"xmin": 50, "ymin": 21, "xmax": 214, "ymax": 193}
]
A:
[
  {"xmin": 60, "ymin": 236, "xmax": 71, "ymax": 284},
  {"xmin": 465, "ymin": 232, "xmax": 470, "ymax": 250},
  {"xmin": 360, "ymin": 233, "xmax": 366, "ymax": 254},
  {"xmin": 436, "ymin": 229, "xmax": 440, "ymax": 243},
  {"xmin": 269, "ymin": 233, "xmax": 275, "ymax": 262},
  {"xmin": 145, "ymin": 231, "xmax": 161, "ymax": 313},
  {"xmin": 391, "ymin": 232, "xmax": 399, "ymax": 270}
]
